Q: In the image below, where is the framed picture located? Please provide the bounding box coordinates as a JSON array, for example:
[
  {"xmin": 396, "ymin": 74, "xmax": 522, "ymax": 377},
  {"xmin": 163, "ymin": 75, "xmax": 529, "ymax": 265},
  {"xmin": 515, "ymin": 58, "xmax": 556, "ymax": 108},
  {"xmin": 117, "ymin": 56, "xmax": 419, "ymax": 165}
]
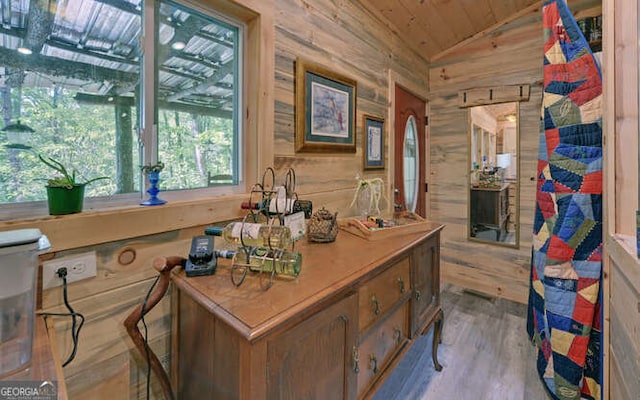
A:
[
  {"xmin": 295, "ymin": 58, "xmax": 357, "ymax": 153},
  {"xmin": 363, "ymin": 114, "xmax": 385, "ymax": 169}
]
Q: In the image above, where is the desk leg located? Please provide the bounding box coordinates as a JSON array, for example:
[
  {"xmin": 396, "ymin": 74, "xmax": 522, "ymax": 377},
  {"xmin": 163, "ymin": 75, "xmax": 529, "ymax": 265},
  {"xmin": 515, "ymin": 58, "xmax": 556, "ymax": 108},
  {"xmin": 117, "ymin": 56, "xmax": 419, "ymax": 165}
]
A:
[{"xmin": 432, "ymin": 308, "xmax": 444, "ymax": 371}]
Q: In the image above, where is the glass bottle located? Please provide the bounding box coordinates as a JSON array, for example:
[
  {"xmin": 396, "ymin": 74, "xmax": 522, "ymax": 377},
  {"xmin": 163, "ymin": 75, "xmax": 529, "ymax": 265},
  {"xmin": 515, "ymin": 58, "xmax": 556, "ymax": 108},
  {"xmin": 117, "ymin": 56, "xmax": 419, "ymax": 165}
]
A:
[
  {"xmin": 240, "ymin": 199, "xmax": 313, "ymax": 218},
  {"xmin": 240, "ymin": 198, "xmax": 293, "ymax": 215},
  {"xmin": 235, "ymin": 246, "xmax": 302, "ymax": 277},
  {"xmin": 205, "ymin": 222, "xmax": 292, "ymax": 249}
]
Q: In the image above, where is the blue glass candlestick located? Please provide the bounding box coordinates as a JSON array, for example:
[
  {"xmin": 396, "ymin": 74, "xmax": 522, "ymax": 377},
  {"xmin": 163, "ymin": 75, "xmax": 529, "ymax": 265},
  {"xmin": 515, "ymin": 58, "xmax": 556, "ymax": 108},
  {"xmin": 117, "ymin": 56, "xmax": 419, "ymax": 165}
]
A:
[{"xmin": 140, "ymin": 171, "xmax": 167, "ymax": 206}]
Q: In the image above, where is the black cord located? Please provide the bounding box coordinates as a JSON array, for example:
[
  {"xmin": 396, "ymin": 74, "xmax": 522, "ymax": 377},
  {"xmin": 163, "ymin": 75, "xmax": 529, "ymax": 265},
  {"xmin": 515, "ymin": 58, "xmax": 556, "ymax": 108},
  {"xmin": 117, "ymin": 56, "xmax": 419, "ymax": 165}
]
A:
[
  {"xmin": 38, "ymin": 268, "xmax": 85, "ymax": 367},
  {"xmin": 141, "ymin": 275, "xmax": 160, "ymax": 400}
]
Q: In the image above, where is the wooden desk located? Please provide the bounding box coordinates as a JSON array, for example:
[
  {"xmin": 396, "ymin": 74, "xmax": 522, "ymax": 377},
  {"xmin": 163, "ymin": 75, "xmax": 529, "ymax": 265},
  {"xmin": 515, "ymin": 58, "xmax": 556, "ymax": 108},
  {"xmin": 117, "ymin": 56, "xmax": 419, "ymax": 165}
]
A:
[
  {"xmin": 171, "ymin": 222, "xmax": 444, "ymax": 399},
  {"xmin": 0, "ymin": 316, "xmax": 67, "ymax": 399}
]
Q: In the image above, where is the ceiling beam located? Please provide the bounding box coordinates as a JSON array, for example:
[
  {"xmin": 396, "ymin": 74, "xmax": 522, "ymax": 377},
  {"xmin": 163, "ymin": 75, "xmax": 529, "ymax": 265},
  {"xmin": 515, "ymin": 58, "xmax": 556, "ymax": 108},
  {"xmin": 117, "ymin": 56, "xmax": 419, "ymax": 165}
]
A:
[
  {"xmin": 0, "ymin": 46, "xmax": 138, "ymax": 84},
  {"xmin": 1, "ymin": 39, "xmax": 226, "ymax": 91},
  {"xmin": 44, "ymin": 39, "xmax": 138, "ymax": 66},
  {"xmin": 166, "ymin": 60, "xmax": 234, "ymax": 102},
  {"xmin": 91, "ymin": 0, "xmax": 140, "ymax": 15},
  {"xmin": 74, "ymin": 92, "xmax": 232, "ymax": 119}
]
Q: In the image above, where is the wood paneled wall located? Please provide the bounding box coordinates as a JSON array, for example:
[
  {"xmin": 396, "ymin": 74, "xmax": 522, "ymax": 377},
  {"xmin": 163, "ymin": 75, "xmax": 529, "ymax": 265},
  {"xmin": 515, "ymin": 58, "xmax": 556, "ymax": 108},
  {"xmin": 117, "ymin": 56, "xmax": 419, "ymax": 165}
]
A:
[
  {"xmin": 427, "ymin": 0, "xmax": 601, "ymax": 304},
  {"xmin": 606, "ymin": 243, "xmax": 640, "ymax": 399},
  {"xmin": 272, "ymin": 0, "xmax": 428, "ymax": 204},
  {"xmin": 605, "ymin": 0, "xmax": 640, "ymax": 397},
  {"xmin": 36, "ymin": 0, "xmax": 430, "ymax": 399}
]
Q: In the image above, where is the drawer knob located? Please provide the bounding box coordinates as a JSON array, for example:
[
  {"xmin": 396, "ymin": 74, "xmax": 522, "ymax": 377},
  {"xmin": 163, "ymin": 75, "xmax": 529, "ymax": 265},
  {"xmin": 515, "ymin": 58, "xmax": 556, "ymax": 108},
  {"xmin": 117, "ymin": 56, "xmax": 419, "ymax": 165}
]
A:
[
  {"xmin": 397, "ymin": 277, "xmax": 406, "ymax": 294},
  {"xmin": 369, "ymin": 354, "xmax": 378, "ymax": 374},
  {"xmin": 415, "ymin": 290, "xmax": 422, "ymax": 301},
  {"xmin": 371, "ymin": 295, "xmax": 381, "ymax": 315}
]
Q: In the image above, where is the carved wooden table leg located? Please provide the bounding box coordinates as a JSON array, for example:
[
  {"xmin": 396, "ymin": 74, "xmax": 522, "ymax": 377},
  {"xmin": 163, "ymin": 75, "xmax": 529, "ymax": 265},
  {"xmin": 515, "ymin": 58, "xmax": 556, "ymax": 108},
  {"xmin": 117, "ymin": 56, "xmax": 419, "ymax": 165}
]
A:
[{"xmin": 432, "ymin": 308, "xmax": 444, "ymax": 371}]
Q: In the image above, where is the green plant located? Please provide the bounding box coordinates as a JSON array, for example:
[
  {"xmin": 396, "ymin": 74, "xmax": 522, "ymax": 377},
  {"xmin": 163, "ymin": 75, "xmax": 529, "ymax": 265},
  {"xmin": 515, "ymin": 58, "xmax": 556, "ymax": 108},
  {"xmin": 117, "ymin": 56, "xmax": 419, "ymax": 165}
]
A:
[{"xmin": 38, "ymin": 154, "xmax": 109, "ymax": 188}]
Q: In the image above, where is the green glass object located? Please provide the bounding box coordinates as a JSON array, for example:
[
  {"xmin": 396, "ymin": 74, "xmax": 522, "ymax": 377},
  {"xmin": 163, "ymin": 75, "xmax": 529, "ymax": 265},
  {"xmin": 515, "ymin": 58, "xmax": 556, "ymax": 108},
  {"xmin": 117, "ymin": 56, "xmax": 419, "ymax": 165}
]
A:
[{"xmin": 235, "ymin": 246, "xmax": 302, "ymax": 277}]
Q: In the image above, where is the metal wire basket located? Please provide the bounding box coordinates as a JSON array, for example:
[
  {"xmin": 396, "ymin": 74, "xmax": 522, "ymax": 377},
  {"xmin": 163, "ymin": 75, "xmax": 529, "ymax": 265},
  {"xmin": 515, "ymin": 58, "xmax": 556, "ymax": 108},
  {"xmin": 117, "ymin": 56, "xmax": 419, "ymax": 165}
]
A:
[{"xmin": 307, "ymin": 207, "xmax": 338, "ymax": 243}]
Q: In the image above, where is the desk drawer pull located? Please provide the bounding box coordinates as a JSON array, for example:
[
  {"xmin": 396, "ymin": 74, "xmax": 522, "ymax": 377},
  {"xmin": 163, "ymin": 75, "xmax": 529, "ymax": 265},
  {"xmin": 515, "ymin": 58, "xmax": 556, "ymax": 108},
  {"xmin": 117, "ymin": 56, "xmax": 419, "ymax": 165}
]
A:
[
  {"xmin": 394, "ymin": 326, "xmax": 403, "ymax": 344},
  {"xmin": 369, "ymin": 354, "xmax": 378, "ymax": 374},
  {"xmin": 397, "ymin": 277, "xmax": 406, "ymax": 293},
  {"xmin": 371, "ymin": 295, "xmax": 381, "ymax": 315},
  {"xmin": 352, "ymin": 346, "xmax": 359, "ymax": 373},
  {"xmin": 415, "ymin": 290, "xmax": 422, "ymax": 301}
]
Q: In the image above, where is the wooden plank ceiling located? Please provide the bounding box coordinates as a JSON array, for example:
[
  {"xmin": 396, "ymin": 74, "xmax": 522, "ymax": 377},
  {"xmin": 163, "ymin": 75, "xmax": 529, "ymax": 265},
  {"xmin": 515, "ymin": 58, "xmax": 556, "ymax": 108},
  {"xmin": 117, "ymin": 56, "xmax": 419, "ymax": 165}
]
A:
[{"xmin": 358, "ymin": 0, "xmax": 541, "ymax": 62}]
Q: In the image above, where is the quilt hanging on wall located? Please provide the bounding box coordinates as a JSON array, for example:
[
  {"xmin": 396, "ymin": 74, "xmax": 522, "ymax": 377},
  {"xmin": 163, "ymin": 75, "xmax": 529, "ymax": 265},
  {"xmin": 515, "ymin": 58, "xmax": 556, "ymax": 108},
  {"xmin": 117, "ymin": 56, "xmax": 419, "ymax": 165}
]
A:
[{"xmin": 527, "ymin": 0, "xmax": 603, "ymax": 399}]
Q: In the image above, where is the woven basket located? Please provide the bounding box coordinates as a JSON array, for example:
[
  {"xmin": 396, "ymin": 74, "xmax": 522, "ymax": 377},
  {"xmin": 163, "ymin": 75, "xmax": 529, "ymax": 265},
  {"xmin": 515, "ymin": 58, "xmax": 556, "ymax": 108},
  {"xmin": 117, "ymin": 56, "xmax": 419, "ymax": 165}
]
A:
[{"xmin": 307, "ymin": 207, "xmax": 339, "ymax": 242}]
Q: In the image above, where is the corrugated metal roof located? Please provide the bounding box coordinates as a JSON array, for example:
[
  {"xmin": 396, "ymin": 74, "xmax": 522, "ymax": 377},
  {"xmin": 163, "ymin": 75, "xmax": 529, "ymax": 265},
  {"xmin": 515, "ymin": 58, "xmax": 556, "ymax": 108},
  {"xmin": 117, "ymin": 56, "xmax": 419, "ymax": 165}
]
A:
[{"xmin": 0, "ymin": 0, "xmax": 235, "ymax": 113}]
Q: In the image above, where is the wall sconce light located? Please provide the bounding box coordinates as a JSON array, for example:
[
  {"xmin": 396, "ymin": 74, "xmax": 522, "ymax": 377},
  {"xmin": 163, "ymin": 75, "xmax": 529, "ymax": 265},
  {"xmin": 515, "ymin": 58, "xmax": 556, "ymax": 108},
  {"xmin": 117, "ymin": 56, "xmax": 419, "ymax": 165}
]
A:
[{"xmin": 2, "ymin": 120, "xmax": 35, "ymax": 149}]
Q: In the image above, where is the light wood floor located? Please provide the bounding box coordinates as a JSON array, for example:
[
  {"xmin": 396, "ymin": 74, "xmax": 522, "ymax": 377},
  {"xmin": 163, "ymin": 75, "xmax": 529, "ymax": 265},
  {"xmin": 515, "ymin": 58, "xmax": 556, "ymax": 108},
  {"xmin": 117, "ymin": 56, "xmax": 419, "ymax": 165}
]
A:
[{"xmin": 373, "ymin": 284, "xmax": 550, "ymax": 400}]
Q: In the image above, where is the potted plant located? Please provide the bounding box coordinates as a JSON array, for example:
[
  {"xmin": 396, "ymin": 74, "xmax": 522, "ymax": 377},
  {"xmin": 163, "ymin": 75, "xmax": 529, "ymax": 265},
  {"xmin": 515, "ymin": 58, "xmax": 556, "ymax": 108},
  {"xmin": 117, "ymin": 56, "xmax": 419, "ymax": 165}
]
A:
[{"xmin": 39, "ymin": 154, "xmax": 109, "ymax": 215}]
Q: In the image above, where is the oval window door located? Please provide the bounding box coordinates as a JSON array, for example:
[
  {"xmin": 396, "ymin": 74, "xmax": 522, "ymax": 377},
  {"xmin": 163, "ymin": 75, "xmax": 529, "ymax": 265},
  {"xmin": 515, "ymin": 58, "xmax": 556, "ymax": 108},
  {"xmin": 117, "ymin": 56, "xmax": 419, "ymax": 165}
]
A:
[{"xmin": 403, "ymin": 116, "xmax": 419, "ymax": 213}]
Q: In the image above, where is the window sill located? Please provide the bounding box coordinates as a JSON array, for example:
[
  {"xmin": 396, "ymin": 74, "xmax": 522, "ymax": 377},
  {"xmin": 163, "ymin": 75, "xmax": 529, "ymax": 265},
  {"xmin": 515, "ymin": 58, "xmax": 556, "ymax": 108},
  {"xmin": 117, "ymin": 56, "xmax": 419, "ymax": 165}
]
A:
[{"xmin": 0, "ymin": 192, "xmax": 249, "ymax": 252}]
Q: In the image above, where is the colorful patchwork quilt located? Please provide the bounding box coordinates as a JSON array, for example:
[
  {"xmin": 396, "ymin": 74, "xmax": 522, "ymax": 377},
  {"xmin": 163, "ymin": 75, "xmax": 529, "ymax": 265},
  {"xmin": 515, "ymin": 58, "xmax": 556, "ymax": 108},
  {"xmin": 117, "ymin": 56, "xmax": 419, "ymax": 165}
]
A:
[{"xmin": 526, "ymin": 1, "xmax": 603, "ymax": 399}]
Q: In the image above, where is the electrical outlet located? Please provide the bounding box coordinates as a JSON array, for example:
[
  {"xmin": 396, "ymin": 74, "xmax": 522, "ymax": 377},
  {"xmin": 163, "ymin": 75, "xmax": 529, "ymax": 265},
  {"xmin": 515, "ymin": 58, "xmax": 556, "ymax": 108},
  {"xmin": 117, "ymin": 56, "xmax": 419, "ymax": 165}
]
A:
[{"xmin": 42, "ymin": 251, "xmax": 97, "ymax": 290}]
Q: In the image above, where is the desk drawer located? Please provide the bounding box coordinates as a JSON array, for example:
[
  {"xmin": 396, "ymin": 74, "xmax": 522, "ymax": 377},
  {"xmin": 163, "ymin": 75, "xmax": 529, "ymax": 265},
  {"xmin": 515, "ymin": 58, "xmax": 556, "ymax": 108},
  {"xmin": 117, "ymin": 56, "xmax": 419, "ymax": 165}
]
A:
[
  {"xmin": 358, "ymin": 257, "xmax": 410, "ymax": 333},
  {"xmin": 356, "ymin": 300, "xmax": 410, "ymax": 397}
]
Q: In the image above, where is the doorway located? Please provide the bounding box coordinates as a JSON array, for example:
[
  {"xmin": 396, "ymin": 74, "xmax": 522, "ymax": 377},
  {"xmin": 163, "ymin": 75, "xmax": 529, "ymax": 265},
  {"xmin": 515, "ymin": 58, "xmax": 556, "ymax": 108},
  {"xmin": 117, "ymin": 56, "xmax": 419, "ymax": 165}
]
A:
[{"xmin": 393, "ymin": 84, "xmax": 428, "ymax": 217}]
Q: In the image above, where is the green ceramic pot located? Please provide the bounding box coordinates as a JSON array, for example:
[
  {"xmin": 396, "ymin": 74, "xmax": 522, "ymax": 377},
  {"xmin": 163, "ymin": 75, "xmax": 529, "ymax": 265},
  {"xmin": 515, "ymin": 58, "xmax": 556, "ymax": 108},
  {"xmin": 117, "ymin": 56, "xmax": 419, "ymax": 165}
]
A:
[{"xmin": 46, "ymin": 184, "xmax": 86, "ymax": 215}]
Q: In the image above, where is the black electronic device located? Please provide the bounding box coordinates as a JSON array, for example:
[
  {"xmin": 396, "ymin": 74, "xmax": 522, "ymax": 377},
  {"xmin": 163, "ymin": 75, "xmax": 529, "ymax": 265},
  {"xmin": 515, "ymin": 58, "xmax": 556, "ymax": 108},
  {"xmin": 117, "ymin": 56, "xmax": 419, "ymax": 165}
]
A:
[{"xmin": 185, "ymin": 235, "xmax": 216, "ymax": 277}]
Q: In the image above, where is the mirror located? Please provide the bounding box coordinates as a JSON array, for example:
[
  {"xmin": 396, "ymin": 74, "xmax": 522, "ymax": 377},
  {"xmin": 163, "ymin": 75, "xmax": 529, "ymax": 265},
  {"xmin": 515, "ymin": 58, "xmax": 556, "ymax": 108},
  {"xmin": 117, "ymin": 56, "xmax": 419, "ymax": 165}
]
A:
[{"xmin": 468, "ymin": 102, "xmax": 520, "ymax": 247}]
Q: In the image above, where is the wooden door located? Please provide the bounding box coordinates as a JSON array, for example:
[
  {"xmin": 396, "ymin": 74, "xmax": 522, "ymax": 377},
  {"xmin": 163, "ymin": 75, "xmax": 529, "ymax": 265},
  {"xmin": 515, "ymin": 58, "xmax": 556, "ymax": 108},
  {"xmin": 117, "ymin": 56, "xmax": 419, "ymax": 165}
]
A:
[
  {"xmin": 266, "ymin": 293, "xmax": 358, "ymax": 400},
  {"xmin": 394, "ymin": 84, "xmax": 427, "ymax": 217},
  {"xmin": 411, "ymin": 235, "xmax": 440, "ymax": 337}
]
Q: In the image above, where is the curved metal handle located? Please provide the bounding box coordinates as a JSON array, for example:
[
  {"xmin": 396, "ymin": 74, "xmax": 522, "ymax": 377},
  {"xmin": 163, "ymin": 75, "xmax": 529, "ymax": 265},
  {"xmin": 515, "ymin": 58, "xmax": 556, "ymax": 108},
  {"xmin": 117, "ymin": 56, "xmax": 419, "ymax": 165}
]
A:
[
  {"xmin": 352, "ymin": 346, "xmax": 360, "ymax": 373},
  {"xmin": 394, "ymin": 326, "xmax": 403, "ymax": 344},
  {"xmin": 371, "ymin": 295, "xmax": 381, "ymax": 315},
  {"xmin": 397, "ymin": 277, "xmax": 406, "ymax": 294},
  {"xmin": 415, "ymin": 290, "xmax": 422, "ymax": 301},
  {"xmin": 124, "ymin": 256, "xmax": 185, "ymax": 400},
  {"xmin": 284, "ymin": 167, "xmax": 296, "ymax": 197},
  {"xmin": 369, "ymin": 354, "xmax": 378, "ymax": 374}
]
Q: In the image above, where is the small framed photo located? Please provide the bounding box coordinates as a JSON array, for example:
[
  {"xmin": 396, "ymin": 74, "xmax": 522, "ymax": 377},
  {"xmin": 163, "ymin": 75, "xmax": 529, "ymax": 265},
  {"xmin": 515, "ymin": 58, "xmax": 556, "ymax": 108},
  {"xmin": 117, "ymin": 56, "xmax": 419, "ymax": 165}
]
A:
[
  {"xmin": 295, "ymin": 58, "xmax": 357, "ymax": 153},
  {"xmin": 363, "ymin": 114, "xmax": 384, "ymax": 169}
]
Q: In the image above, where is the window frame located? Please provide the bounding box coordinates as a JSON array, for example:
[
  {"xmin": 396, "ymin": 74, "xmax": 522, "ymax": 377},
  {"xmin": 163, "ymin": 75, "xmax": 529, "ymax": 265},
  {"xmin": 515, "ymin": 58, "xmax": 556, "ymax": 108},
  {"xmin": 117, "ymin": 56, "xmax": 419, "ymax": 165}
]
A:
[
  {"xmin": 144, "ymin": 0, "xmax": 245, "ymax": 193},
  {"xmin": 606, "ymin": 2, "xmax": 637, "ymax": 246},
  {"xmin": 0, "ymin": 0, "xmax": 273, "ymax": 223}
]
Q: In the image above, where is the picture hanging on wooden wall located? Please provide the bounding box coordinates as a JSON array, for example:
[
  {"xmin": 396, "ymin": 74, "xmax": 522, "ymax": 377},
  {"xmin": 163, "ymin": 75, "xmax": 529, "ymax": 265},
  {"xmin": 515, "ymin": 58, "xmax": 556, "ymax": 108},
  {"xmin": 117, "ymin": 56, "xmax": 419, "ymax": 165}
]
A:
[
  {"xmin": 363, "ymin": 114, "xmax": 384, "ymax": 170},
  {"xmin": 295, "ymin": 58, "xmax": 357, "ymax": 153}
]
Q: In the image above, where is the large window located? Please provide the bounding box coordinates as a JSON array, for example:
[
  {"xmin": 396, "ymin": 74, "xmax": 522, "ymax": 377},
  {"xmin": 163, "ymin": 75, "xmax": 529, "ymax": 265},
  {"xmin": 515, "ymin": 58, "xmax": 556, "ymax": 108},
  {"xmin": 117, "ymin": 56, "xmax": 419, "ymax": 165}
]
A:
[
  {"xmin": 0, "ymin": 0, "xmax": 241, "ymax": 210},
  {"xmin": 154, "ymin": 0, "xmax": 240, "ymax": 190}
]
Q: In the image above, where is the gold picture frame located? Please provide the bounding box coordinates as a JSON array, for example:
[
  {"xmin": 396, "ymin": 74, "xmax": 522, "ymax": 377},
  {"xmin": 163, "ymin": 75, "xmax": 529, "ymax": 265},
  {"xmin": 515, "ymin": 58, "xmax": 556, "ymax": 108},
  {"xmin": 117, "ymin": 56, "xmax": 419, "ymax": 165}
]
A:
[{"xmin": 295, "ymin": 58, "xmax": 357, "ymax": 153}]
